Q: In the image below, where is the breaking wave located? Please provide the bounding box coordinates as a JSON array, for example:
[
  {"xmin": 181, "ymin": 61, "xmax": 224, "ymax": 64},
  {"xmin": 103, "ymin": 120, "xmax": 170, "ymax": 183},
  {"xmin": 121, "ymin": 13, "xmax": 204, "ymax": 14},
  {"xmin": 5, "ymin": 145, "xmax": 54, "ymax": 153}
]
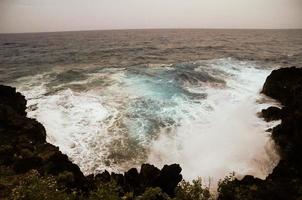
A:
[{"xmin": 14, "ymin": 58, "xmax": 280, "ymax": 187}]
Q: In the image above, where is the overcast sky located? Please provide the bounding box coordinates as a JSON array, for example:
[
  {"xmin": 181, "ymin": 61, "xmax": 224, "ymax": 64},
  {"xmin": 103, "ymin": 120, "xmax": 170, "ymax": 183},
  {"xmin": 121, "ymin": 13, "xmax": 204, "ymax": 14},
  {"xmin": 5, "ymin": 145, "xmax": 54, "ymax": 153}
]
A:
[{"xmin": 0, "ymin": 0, "xmax": 301, "ymax": 33}]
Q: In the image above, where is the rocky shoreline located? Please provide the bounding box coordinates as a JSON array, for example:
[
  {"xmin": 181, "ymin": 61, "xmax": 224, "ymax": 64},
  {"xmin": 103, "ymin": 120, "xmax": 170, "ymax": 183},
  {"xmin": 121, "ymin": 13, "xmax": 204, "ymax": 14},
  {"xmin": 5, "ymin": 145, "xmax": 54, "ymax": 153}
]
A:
[
  {"xmin": 0, "ymin": 66, "xmax": 301, "ymax": 199},
  {"xmin": 218, "ymin": 67, "xmax": 302, "ymax": 200},
  {"xmin": 0, "ymin": 85, "xmax": 87, "ymax": 193},
  {"xmin": 0, "ymin": 85, "xmax": 183, "ymax": 199}
]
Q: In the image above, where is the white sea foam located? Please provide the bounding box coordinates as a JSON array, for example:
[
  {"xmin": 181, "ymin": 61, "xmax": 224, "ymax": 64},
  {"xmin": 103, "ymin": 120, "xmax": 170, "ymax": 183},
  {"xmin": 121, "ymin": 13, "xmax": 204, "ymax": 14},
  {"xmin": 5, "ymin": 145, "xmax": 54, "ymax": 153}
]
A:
[
  {"xmin": 148, "ymin": 59, "xmax": 280, "ymax": 187},
  {"xmin": 15, "ymin": 58, "xmax": 280, "ymax": 187}
]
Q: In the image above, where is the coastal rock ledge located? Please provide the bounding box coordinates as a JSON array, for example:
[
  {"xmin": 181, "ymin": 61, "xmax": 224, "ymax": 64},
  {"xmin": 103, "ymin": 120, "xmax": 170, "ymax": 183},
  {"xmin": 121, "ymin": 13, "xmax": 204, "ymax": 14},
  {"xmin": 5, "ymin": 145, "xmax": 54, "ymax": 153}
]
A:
[
  {"xmin": 0, "ymin": 85, "xmax": 182, "ymax": 199},
  {"xmin": 218, "ymin": 66, "xmax": 302, "ymax": 200},
  {"xmin": 1, "ymin": 66, "xmax": 302, "ymax": 199}
]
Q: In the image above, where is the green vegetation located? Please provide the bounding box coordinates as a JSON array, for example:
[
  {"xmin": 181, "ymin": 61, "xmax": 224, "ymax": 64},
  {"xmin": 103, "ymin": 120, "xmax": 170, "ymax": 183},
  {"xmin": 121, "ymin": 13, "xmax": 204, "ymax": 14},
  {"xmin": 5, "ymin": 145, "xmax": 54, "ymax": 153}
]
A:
[
  {"xmin": 0, "ymin": 170, "xmax": 214, "ymax": 200},
  {"xmin": 174, "ymin": 178, "xmax": 213, "ymax": 200},
  {"xmin": 9, "ymin": 170, "xmax": 75, "ymax": 200},
  {"xmin": 88, "ymin": 181, "xmax": 122, "ymax": 200},
  {"xmin": 5, "ymin": 73, "xmax": 302, "ymax": 200},
  {"xmin": 137, "ymin": 187, "xmax": 169, "ymax": 200}
]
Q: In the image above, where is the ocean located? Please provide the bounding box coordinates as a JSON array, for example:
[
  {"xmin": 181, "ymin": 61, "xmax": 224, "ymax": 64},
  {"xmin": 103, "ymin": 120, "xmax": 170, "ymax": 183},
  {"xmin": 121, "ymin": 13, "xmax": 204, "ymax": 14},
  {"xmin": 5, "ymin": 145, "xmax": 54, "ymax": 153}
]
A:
[{"xmin": 1, "ymin": 29, "xmax": 301, "ymax": 186}]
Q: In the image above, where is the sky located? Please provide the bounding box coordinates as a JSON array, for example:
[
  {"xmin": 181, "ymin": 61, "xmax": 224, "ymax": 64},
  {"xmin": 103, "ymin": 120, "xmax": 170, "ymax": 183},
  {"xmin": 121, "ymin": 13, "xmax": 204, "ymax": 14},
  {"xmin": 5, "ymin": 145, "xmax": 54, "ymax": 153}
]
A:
[{"xmin": 0, "ymin": 0, "xmax": 302, "ymax": 33}]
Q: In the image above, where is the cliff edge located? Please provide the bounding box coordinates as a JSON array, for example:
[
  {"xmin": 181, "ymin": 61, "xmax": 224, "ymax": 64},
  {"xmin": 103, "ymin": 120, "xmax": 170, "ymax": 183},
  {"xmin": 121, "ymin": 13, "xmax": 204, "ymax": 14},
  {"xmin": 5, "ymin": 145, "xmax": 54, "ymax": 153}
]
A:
[
  {"xmin": 218, "ymin": 67, "xmax": 302, "ymax": 200},
  {"xmin": 0, "ymin": 85, "xmax": 182, "ymax": 199}
]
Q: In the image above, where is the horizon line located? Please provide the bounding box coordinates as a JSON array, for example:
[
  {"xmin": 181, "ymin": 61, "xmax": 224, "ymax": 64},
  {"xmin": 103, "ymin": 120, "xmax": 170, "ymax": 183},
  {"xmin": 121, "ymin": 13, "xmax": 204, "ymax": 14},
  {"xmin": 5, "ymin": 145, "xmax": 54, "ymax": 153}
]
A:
[{"xmin": 1, "ymin": 27, "xmax": 302, "ymax": 35}]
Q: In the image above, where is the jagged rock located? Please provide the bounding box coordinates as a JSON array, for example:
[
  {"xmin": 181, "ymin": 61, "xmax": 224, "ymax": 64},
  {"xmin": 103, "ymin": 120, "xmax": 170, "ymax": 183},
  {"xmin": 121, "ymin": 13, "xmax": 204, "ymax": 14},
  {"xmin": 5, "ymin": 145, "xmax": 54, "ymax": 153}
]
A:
[
  {"xmin": 13, "ymin": 157, "xmax": 43, "ymax": 173},
  {"xmin": 261, "ymin": 106, "xmax": 282, "ymax": 121},
  {"xmin": 0, "ymin": 144, "xmax": 14, "ymax": 165},
  {"xmin": 140, "ymin": 163, "xmax": 160, "ymax": 187},
  {"xmin": 153, "ymin": 164, "xmax": 182, "ymax": 196},
  {"xmin": 0, "ymin": 84, "xmax": 88, "ymax": 191},
  {"xmin": 0, "ymin": 85, "xmax": 27, "ymax": 116},
  {"xmin": 219, "ymin": 67, "xmax": 302, "ymax": 200},
  {"xmin": 0, "ymin": 84, "xmax": 183, "ymax": 198},
  {"xmin": 262, "ymin": 66, "xmax": 302, "ymax": 106},
  {"xmin": 124, "ymin": 168, "xmax": 141, "ymax": 193},
  {"xmin": 95, "ymin": 170, "xmax": 111, "ymax": 183},
  {"xmin": 111, "ymin": 172, "xmax": 125, "ymax": 186}
]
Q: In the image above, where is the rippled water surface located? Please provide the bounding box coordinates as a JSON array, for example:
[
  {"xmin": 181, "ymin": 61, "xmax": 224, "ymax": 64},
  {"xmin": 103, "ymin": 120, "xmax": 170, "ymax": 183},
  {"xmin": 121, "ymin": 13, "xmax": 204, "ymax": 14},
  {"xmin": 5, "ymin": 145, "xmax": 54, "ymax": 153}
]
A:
[{"xmin": 1, "ymin": 29, "xmax": 301, "ymax": 186}]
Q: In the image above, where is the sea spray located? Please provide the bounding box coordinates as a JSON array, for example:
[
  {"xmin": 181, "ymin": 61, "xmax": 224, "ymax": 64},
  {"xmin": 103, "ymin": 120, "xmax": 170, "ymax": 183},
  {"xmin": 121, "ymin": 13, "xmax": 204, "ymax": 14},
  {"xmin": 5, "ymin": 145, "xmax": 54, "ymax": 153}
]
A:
[{"xmin": 14, "ymin": 58, "xmax": 280, "ymax": 187}]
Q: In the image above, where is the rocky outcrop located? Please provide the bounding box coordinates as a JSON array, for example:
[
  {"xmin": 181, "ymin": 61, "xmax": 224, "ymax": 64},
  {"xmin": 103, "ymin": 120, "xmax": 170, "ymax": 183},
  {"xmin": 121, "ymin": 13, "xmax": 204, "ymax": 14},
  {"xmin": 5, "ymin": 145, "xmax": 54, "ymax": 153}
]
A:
[
  {"xmin": 261, "ymin": 106, "xmax": 282, "ymax": 122},
  {"xmin": 0, "ymin": 84, "xmax": 182, "ymax": 198},
  {"xmin": 93, "ymin": 163, "xmax": 182, "ymax": 197},
  {"xmin": 262, "ymin": 67, "xmax": 302, "ymax": 106},
  {"xmin": 0, "ymin": 85, "xmax": 27, "ymax": 117},
  {"xmin": 101, "ymin": 163, "xmax": 182, "ymax": 196},
  {"xmin": 218, "ymin": 67, "xmax": 302, "ymax": 200},
  {"xmin": 0, "ymin": 85, "xmax": 90, "ymax": 196}
]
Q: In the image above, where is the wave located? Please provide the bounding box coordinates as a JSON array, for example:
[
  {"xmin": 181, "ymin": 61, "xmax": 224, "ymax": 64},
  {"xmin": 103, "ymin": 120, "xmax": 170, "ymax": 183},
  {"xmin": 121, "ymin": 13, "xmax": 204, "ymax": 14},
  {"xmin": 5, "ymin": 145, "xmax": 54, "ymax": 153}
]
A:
[{"xmin": 13, "ymin": 58, "xmax": 280, "ymax": 187}]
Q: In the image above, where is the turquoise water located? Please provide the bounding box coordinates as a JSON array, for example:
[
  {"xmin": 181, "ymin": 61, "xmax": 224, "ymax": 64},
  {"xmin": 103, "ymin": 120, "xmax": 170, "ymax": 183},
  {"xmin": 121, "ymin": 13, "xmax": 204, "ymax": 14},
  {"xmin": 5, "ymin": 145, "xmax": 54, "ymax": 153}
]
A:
[
  {"xmin": 10, "ymin": 58, "xmax": 280, "ymax": 186},
  {"xmin": 2, "ymin": 29, "xmax": 299, "ymax": 186}
]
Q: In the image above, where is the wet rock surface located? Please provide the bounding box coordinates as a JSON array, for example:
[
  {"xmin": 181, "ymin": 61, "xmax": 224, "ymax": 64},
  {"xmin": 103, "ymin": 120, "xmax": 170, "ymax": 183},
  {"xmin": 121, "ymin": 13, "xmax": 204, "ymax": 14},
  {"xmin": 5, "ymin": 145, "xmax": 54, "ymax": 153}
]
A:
[
  {"xmin": 261, "ymin": 106, "xmax": 282, "ymax": 122},
  {"xmin": 218, "ymin": 67, "xmax": 302, "ymax": 200},
  {"xmin": 2, "ymin": 66, "xmax": 301, "ymax": 199},
  {"xmin": 0, "ymin": 84, "xmax": 182, "ymax": 198}
]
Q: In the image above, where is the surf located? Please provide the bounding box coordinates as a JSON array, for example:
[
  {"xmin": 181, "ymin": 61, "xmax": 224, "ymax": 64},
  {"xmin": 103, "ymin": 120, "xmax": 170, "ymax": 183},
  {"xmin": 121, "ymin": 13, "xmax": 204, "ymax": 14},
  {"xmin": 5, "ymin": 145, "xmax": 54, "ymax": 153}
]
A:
[{"xmin": 14, "ymin": 58, "xmax": 280, "ymax": 187}]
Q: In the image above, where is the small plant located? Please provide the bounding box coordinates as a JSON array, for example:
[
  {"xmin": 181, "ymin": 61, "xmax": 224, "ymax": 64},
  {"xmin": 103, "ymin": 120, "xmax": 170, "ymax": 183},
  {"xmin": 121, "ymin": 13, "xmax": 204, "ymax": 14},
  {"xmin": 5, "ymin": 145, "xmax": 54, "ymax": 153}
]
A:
[
  {"xmin": 174, "ymin": 178, "xmax": 213, "ymax": 200},
  {"xmin": 10, "ymin": 170, "xmax": 74, "ymax": 200},
  {"xmin": 137, "ymin": 187, "xmax": 170, "ymax": 200},
  {"xmin": 88, "ymin": 180, "xmax": 122, "ymax": 200}
]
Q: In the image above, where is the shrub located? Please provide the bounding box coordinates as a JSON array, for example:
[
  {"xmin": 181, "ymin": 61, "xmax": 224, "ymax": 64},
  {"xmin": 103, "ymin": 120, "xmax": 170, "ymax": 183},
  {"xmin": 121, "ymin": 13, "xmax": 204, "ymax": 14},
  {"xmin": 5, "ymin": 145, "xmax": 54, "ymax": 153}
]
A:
[
  {"xmin": 174, "ymin": 178, "xmax": 213, "ymax": 200},
  {"xmin": 10, "ymin": 170, "xmax": 74, "ymax": 200},
  {"xmin": 88, "ymin": 180, "xmax": 122, "ymax": 200},
  {"xmin": 137, "ymin": 187, "xmax": 170, "ymax": 200}
]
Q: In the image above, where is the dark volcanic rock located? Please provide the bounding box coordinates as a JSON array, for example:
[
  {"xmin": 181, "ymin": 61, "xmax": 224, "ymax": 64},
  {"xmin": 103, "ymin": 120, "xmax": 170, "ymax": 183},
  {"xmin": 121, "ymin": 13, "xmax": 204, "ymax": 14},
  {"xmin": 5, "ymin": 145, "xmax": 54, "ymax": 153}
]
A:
[
  {"xmin": 124, "ymin": 168, "xmax": 141, "ymax": 193},
  {"xmin": 119, "ymin": 163, "xmax": 182, "ymax": 196},
  {"xmin": 154, "ymin": 164, "xmax": 182, "ymax": 196},
  {"xmin": 111, "ymin": 172, "xmax": 125, "ymax": 186},
  {"xmin": 0, "ymin": 85, "xmax": 89, "ymax": 192},
  {"xmin": 140, "ymin": 163, "xmax": 161, "ymax": 187},
  {"xmin": 13, "ymin": 157, "xmax": 43, "ymax": 173},
  {"xmin": 95, "ymin": 170, "xmax": 111, "ymax": 183},
  {"xmin": 0, "ymin": 84, "xmax": 183, "ymax": 198},
  {"xmin": 263, "ymin": 68, "xmax": 302, "ymax": 163},
  {"xmin": 0, "ymin": 85, "xmax": 27, "ymax": 117},
  {"xmin": 219, "ymin": 67, "xmax": 302, "ymax": 200},
  {"xmin": 262, "ymin": 66, "xmax": 302, "ymax": 106},
  {"xmin": 261, "ymin": 106, "xmax": 282, "ymax": 121}
]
